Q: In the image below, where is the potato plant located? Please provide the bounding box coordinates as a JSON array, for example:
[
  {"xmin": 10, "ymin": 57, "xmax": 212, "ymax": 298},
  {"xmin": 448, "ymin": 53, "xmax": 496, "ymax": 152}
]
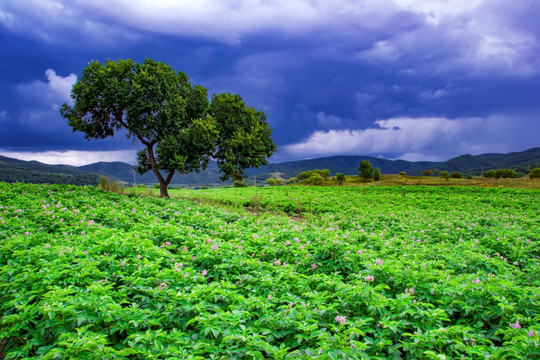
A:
[{"xmin": 1, "ymin": 183, "xmax": 539, "ymax": 359}]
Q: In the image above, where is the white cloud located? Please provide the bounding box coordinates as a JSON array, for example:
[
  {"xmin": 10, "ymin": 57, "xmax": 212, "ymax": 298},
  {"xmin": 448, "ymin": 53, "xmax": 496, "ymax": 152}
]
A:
[
  {"xmin": 0, "ymin": 150, "xmax": 137, "ymax": 166},
  {"xmin": 283, "ymin": 115, "xmax": 539, "ymax": 161},
  {"xmin": 17, "ymin": 68, "xmax": 77, "ymax": 108}
]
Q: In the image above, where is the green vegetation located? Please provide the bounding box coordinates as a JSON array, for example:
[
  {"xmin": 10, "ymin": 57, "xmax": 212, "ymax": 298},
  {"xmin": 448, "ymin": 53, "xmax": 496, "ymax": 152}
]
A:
[
  {"xmin": 530, "ymin": 168, "xmax": 540, "ymax": 179},
  {"xmin": 335, "ymin": 172, "xmax": 346, "ymax": 186},
  {"xmin": 61, "ymin": 58, "xmax": 275, "ymax": 197},
  {"xmin": 2, "ymin": 183, "xmax": 539, "ymax": 358},
  {"xmin": 358, "ymin": 160, "xmax": 374, "ymax": 181}
]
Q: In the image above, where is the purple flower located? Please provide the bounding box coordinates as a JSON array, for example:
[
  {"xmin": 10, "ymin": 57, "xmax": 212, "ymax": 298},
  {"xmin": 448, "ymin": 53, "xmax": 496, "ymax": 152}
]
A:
[
  {"xmin": 375, "ymin": 258, "xmax": 383, "ymax": 265},
  {"xmin": 335, "ymin": 315, "xmax": 346, "ymax": 324},
  {"xmin": 510, "ymin": 320, "xmax": 521, "ymax": 329},
  {"xmin": 529, "ymin": 330, "xmax": 534, "ymax": 337},
  {"xmin": 201, "ymin": 269, "xmax": 208, "ymax": 276}
]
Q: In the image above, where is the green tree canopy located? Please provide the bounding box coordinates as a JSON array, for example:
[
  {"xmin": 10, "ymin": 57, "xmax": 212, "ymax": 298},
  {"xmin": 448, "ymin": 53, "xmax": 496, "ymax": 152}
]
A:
[
  {"xmin": 208, "ymin": 93, "xmax": 276, "ymax": 182},
  {"xmin": 529, "ymin": 168, "xmax": 540, "ymax": 179},
  {"xmin": 335, "ymin": 172, "xmax": 346, "ymax": 186},
  {"xmin": 61, "ymin": 59, "xmax": 276, "ymax": 197},
  {"xmin": 358, "ymin": 160, "xmax": 374, "ymax": 181}
]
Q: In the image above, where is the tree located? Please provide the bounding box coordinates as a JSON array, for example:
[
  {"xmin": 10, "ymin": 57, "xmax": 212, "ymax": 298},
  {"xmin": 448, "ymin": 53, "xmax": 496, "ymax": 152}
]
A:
[
  {"xmin": 440, "ymin": 170, "xmax": 450, "ymax": 181},
  {"xmin": 450, "ymin": 171, "xmax": 462, "ymax": 179},
  {"xmin": 495, "ymin": 168, "xmax": 514, "ymax": 179},
  {"xmin": 373, "ymin": 167, "xmax": 381, "ymax": 181},
  {"xmin": 422, "ymin": 170, "xmax": 432, "ymax": 176},
  {"xmin": 297, "ymin": 170, "xmax": 313, "ymax": 181},
  {"xmin": 315, "ymin": 169, "xmax": 330, "ymax": 180},
  {"xmin": 483, "ymin": 169, "xmax": 496, "ymax": 179},
  {"xmin": 529, "ymin": 168, "xmax": 540, "ymax": 179},
  {"xmin": 61, "ymin": 59, "xmax": 275, "ymax": 197},
  {"xmin": 358, "ymin": 160, "xmax": 374, "ymax": 181},
  {"xmin": 208, "ymin": 93, "xmax": 276, "ymax": 182},
  {"xmin": 304, "ymin": 173, "xmax": 324, "ymax": 185},
  {"xmin": 335, "ymin": 172, "xmax": 346, "ymax": 186}
]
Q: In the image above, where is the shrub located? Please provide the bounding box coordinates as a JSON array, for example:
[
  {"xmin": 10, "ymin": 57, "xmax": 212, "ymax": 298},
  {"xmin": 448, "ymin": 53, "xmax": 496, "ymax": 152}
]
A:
[
  {"xmin": 440, "ymin": 170, "xmax": 450, "ymax": 180},
  {"xmin": 529, "ymin": 168, "xmax": 540, "ymax": 179},
  {"xmin": 136, "ymin": 184, "xmax": 148, "ymax": 188},
  {"xmin": 304, "ymin": 173, "xmax": 324, "ymax": 185},
  {"xmin": 335, "ymin": 173, "xmax": 346, "ymax": 186},
  {"xmin": 433, "ymin": 169, "xmax": 440, "ymax": 175},
  {"xmin": 287, "ymin": 177, "xmax": 297, "ymax": 184},
  {"xmin": 483, "ymin": 169, "xmax": 496, "ymax": 179},
  {"xmin": 495, "ymin": 168, "xmax": 514, "ymax": 179},
  {"xmin": 399, "ymin": 171, "xmax": 406, "ymax": 176},
  {"xmin": 266, "ymin": 178, "xmax": 283, "ymax": 186},
  {"xmin": 297, "ymin": 171, "xmax": 313, "ymax": 181},
  {"xmin": 233, "ymin": 180, "xmax": 249, "ymax": 187},
  {"xmin": 450, "ymin": 171, "xmax": 462, "ymax": 179},
  {"xmin": 373, "ymin": 168, "xmax": 381, "ymax": 181},
  {"xmin": 422, "ymin": 170, "xmax": 433, "ymax": 176}
]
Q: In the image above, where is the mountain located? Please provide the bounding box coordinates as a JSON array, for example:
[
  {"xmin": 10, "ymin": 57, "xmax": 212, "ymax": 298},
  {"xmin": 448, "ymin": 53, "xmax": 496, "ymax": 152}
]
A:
[
  {"xmin": 0, "ymin": 155, "xmax": 100, "ymax": 185},
  {"xmin": 1, "ymin": 147, "xmax": 540, "ymax": 186}
]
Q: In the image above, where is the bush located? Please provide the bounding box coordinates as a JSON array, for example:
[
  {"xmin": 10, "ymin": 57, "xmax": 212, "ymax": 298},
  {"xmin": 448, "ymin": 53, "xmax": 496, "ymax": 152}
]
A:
[
  {"xmin": 399, "ymin": 171, "xmax": 406, "ymax": 176},
  {"xmin": 335, "ymin": 173, "xmax": 346, "ymax": 186},
  {"xmin": 304, "ymin": 173, "xmax": 324, "ymax": 185},
  {"xmin": 266, "ymin": 178, "xmax": 283, "ymax": 186},
  {"xmin": 136, "ymin": 184, "xmax": 148, "ymax": 188},
  {"xmin": 373, "ymin": 168, "xmax": 381, "ymax": 181},
  {"xmin": 495, "ymin": 168, "xmax": 514, "ymax": 179},
  {"xmin": 233, "ymin": 180, "xmax": 248, "ymax": 187},
  {"xmin": 529, "ymin": 168, "xmax": 540, "ymax": 179},
  {"xmin": 297, "ymin": 171, "xmax": 313, "ymax": 181},
  {"xmin": 483, "ymin": 169, "xmax": 496, "ymax": 179},
  {"xmin": 433, "ymin": 169, "xmax": 439, "ymax": 175},
  {"xmin": 422, "ymin": 170, "xmax": 433, "ymax": 176},
  {"xmin": 440, "ymin": 170, "xmax": 450, "ymax": 181},
  {"xmin": 287, "ymin": 177, "xmax": 297, "ymax": 184},
  {"xmin": 450, "ymin": 171, "xmax": 462, "ymax": 179}
]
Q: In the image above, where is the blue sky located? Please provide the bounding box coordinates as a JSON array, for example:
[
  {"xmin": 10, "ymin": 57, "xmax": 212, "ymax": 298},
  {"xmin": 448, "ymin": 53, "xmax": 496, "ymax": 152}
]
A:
[{"xmin": 1, "ymin": 0, "xmax": 539, "ymax": 166}]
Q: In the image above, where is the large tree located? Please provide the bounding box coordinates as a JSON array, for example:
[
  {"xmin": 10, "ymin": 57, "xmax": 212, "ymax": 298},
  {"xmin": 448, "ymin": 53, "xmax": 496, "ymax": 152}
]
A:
[{"xmin": 61, "ymin": 59, "xmax": 275, "ymax": 197}]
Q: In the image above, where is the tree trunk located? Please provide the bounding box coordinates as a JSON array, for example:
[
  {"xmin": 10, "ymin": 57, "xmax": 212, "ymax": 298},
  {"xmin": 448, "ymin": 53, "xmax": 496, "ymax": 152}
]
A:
[{"xmin": 147, "ymin": 145, "xmax": 174, "ymax": 198}]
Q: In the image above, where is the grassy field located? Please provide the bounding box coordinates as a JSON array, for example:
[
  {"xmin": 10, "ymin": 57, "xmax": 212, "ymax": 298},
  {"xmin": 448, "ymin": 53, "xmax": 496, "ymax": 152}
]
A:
[{"xmin": 1, "ymin": 183, "xmax": 539, "ymax": 359}]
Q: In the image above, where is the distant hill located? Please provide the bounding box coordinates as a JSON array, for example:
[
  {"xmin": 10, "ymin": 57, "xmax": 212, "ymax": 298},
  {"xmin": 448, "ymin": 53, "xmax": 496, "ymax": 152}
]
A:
[
  {"xmin": 1, "ymin": 147, "xmax": 539, "ymax": 185},
  {"xmin": 0, "ymin": 155, "xmax": 100, "ymax": 185}
]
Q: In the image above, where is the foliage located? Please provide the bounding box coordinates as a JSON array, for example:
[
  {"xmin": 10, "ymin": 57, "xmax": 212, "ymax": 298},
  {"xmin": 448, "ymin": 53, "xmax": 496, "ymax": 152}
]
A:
[
  {"xmin": 422, "ymin": 170, "xmax": 433, "ymax": 176},
  {"xmin": 61, "ymin": 59, "xmax": 275, "ymax": 197},
  {"xmin": 1, "ymin": 183, "xmax": 540, "ymax": 359},
  {"xmin": 358, "ymin": 160, "xmax": 374, "ymax": 181},
  {"xmin": 208, "ymin": 93, "xmax": 276, "ymax": 182},
  {"xmin": 483, "ymin": 169, "xmax": 496, "ymax": 179},
  {"xmin": 233, "ymin": 180, "xmax": 249, "ymax": 187},
  {"xmin": 399, "ymin": 171, "xmax": 406, "ymax": 176},
  {"xmin": 450, "ymin": 171, "xmax": 462, "ymax": 179},
  {"xmin": 373, "ymin": 168, "xmax": 381, "ymax": 181},
  {"xmin": 529, "ymin": 168, "xmax": 540, "ymax": 179},
  {"xmin": 335, "ymin": 172, "xmax": 346, "ymax": 186},
  {"xmin": 440, "ymin": 170, "xmax": 450, "ymax": 180},
  {"xmin": 302, "ymin": 173, "xmax": 323, "ymax": 185},
  {"xmin": 265, "ymin": 178, "xmax": 283, "ymax": 186},
  {"xmin": 495, "ymin": 168, "xmax": 515, "ymax": 179}
]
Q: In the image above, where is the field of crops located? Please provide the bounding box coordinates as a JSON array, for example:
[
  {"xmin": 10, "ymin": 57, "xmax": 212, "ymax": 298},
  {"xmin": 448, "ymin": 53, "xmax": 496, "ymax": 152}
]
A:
[{"xmin": 1, "ymin": 183, "xmax": 539, "ymax": 359}]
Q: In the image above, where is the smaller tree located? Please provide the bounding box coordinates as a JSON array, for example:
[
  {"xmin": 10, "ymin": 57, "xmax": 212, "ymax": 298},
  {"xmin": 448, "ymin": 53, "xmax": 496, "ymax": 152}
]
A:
[
  {"xmin": 422, "ymin": 170, "xmax": 433, "ymax": 176},
  {"xmin": 316, "ymin": 169, "xmax": 330, "ymax": 180},
  {"xmin": 304, "ymin": 173, "xmax": 324, "ymax": 185},
  {"xmin": 450, "ymin": 171, "xmax": 462, "ymax": 179},
  {"xmin": 440, "ymin": 170, "xmax": 450, "ymax": 181},
  {"xmin": 297, "ymin": 170, "xmax": 313, "ymax": 182},
  {"xmin": 335, "ymin": 172, "xmax": 346, "ymax": 186},
  {"xmin": 529, "ymin": 168, "xmax": 540, "ymax": 179},
  {"xmin": 495, "ymin": 168, "xmax": 514, "ymax": 179},
  {"xmin": 433, "ymin": 169, "xmax": 440, "ymax": 175},
  {"xmin": 483, "ymin": 169, "xmax": 496, "ymax": 179},
  {"xmin": 358, "ymin": 160, "xmax": 374, "ymax": 181},
  {"xmin": 373, "ymin": 168, "xmax": 381, "ymax": 181}
]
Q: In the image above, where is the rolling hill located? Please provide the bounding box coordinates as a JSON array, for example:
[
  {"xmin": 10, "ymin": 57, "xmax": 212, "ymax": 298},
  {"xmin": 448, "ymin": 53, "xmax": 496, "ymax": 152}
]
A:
[{"xmin": 1, "ymin": 147, "xmax": 539, "ymax": 186}]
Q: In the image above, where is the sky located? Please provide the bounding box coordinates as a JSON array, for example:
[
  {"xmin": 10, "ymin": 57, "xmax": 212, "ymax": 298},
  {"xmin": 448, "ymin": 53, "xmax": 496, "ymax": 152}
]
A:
[{"xmin": 0, "ymin": 0, "xmax": 539, "ymax": 166}]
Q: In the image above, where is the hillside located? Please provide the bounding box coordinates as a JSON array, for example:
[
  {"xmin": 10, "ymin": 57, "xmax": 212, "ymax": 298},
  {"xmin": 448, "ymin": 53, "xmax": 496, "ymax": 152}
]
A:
[{"xmin": 1, "ymin": 147, "xmax": 539, "ymax": 185}]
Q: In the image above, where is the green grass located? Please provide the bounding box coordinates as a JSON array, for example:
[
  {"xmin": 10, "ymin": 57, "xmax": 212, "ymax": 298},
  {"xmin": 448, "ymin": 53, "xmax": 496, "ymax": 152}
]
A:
[{"xmin": 1, "ymin": 183, "xmax": 539, "ymax": 359}]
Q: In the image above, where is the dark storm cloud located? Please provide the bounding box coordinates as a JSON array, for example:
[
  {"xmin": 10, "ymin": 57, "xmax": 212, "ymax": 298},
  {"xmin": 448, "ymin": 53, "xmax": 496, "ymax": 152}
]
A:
[{"xmin": 0, "ymin": 0, "xmax": 539, "ymax": 165}]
